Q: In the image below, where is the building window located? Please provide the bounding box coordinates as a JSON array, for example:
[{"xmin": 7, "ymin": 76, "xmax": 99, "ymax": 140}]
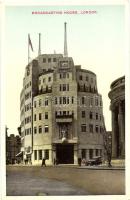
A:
[
  {"xmin": 63, "ymin": 97, "xmax": 66, "ymax": 104},
  {"xmin": 34, "ymin": 150, "xmax": 37, "ymax": 160},
  {"xmin": 55, "ymin": 97, "xmax": 57, "ymax": 104},
  {"xmin": 45, "ymin": 99, "xmax": 48, "ymax": 106},
  {"xmin": 81, "ymin": 124, "xmax": 86, "ymax": 132},
  {"xmin": 67, "ymin": 73, "xmax": 69, "ymax": 78},
  {"xmin": 86, "ymin": 76, "xmax": 88, "ymax": 81},
  {"xmin": 53, "ymin": 58, "xmax": 56, "ymax": 62},
  {"xmin": 39, "ymin": 150, "xmax": 42, "ymax": 160},
  {"xmin": 34, "ymin": 127, "xmax": 37, "ymax": 134},
  {"xmin": 67, "ymin": 84, "xmax": 69, "ymax": 91},
  {"xmin": 63, "ymin": 84, "xmax": 66, "ymax": 91},
  {"xmin": 96, "ymin": 149, "xmax": 98, "ymax": 156},
  {"xmin": 45, "ymin": 112, "xmax": 48, "ymax": 119},
  {"xmin": 45, "ymin": 150, "xmax": 49, "ymax": 159},
  {"xmin": 63, "ymin": 73, "xmax": 66, "ymax": 78},
  {"xmin": 43, "ymin": 78, "xmax": 45, "ymax": 83},
  {"xmin": 43, "ymin": 58, "xmax": 46, "ymax": 63},
  {"xmin": 39, "ymin": 126, "xmax": 42, "ymax": 134},
  {"xmin": 59, "ymin": 74, "xmax": 62, "ymax": 79},
  {"xmin": 89, "ymin": 112, "xmax": 93, "ymax": 119},
  {"xmin": 79, "ymin": 75, "xmax": 82, "ymax": 80},
  {"xmin": 45, "ymin": 125, "xmax": 49, "ymax": 133},
  {"xmin": 90, "ymin": 98, "xmax": 93, "ymax": 106},
  {"xmin": 67, "ymin": 97, "xmax": 69, "ymax": 104},
  {"xmin": 89, "ymin": 124, "xmax": 93, "ymax": 133},
  {"xmin": 39, "ymin": 99, "xmax": 41, "ymax": 107},
  {"xmin": 82, "ymin": 97, "xmax": 85, "ymax": 104},
  {"xmin": 48, "ymin": 77, "xmax": 51, "ymax": 82},
  {"xmin": 95, "ymin": 125, "xmax": 99, "ymax": 133},
  {"xmin": 91, "ymin": 78, "xmax": 93, "ymax": 83},
  {"xmin": 34, "ymin": 114, "xmax": 36, "ymax": 121},
  {"xmin": 59, "ymin": 97, "xmax": 62, "ymax": 104},
  {"xmin": 81, "ymin": 149, "xmax": 86, "ymax": 159},
  {"xmin": 96, "ymin": 113, "xmax": 98, "ymax": 120},
  {"xmin": 72, "ymin": 97, "xmax": 74, "ymax": 104},
  {"xmin": 60, "ymin": 85, "xmax": 62, "ymax": 91},
  {"xmin": 48, "ymin": 58, "xmax": 51, "ymax": 63},
  {"xmin": 39, "ymin": 113, "xmax": 42, "ymax": 120},
  {"xmin": 100, "ymin": 101, "xmax": 102, "ymax": 106},
  {"xmin": 95, "ymin": 98, "xmax": 98, "ymax": 106},
  {"xmin": 82, "ymin": 111, "xmax": 85, "ymax": 118}
]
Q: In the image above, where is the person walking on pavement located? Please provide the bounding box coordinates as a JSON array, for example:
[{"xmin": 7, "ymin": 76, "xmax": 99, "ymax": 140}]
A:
[{"xmin": 41, "ymin": 157, "xmax": 46, "ymax": 167}]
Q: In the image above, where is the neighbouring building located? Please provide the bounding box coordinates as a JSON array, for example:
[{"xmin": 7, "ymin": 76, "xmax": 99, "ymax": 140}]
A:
[
  {"xmin": 6, "ymin": 133, "xmax": 21, "ymax": 164},
  {"xmin": 108, "ymin": 76, "xmax": 125, "ymax": 159},
  {"xmin": 20, "ymin": 23, "xmax": 106, "ymax": 165}
]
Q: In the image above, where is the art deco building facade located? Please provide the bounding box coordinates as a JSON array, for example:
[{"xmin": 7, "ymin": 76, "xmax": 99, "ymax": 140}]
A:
[
  {"xmin": 20, "ymin": 54, "xmax": 106, "ymax": 165},
  {"xmin": 108, "ymin": 76, "xmax": 125, "ymax": 159},
  {"xmin": 20, "ymin": 24, "xmax": 106, "ymax": 165}
]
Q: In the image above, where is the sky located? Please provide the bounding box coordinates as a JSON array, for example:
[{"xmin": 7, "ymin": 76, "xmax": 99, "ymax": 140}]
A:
[{"xmin": 5, "ymin": 5, "xmax": 125, "ymax": 135}]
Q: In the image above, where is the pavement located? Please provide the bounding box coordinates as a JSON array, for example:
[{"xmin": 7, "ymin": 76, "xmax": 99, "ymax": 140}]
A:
[{"xmin": 6, "ymin": 165, "xmax": 125, "ymax": 196}]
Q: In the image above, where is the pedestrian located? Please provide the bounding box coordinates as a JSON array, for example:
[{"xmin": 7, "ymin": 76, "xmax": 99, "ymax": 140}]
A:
[{"xmin": 41, "ymin": 158, "xmax": 46, "ymax": 167}]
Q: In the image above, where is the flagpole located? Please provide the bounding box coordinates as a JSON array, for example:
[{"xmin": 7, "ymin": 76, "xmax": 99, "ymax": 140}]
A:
[{"xmin": 28, "ymin": 34, "xmax": 29, "ymax": 64}]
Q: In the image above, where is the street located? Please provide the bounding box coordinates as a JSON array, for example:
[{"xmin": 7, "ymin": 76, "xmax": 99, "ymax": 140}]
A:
[{"xmin": 6, "ymin": 165, "xmax": 125, "ymax": 196}]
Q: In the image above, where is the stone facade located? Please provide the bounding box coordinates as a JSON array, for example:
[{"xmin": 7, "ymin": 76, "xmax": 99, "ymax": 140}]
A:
[
  {"xmin": 108, "ymin": 76, "xmax": 125, "ymax": 159},
  {"xmin": 20, "ymin": 54, "xmax": 106, "ymax": 165}
]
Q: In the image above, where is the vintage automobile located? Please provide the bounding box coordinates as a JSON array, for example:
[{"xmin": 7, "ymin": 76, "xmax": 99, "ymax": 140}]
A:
[{"xmin": 86, "ymin": 156, "xmax": 102, "ymax": 166}]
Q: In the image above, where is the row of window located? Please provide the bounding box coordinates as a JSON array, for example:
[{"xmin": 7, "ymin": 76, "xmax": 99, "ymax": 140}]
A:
[
  {"xmin": 25, "ymin": 103, "xmax": 31, "ymax": 112},
  {"xmin": 81, "ymin": 124, "xmax": 103, "ymax": 133},
  {"xmin": 25, "ymin": 116, "xmax": 31, "ymax": 124},
  {"xmin": 39, "ymin": 76, "xmax": 52, "ymax": 85},
  {"xmin": 25, "ymin": 81, "xmax": 31, "ymax": 89},
  {"xmin": 33, "ymin": 96, "xmax": 102, "ymax": 107},
  {"xmin": 81, "ymin": 149, "xmax": 102, "ymax": 159},
  {"xmin": 78, "ymin": 84, "xmax": 97, "ymax": 93},
  {"xmin": 43, "ymin": 57, "xmax": 57, "ymax": 63},
  {"xmin": 59, "ymin": 73, "xmax": 69, "ymax": 79},
  {"xmin": 34, "ymin": 113, "xmax": 48, "ymax": 121},
  {"xmin": 59, "ymin": 84, "xmax": 69, "ymax": 91},
  {"xmin": 34, "ymin": 149, "xmax": 49, "ymax": 160},
  {"xmin": 82, "ymin": 111, "xmax": 102, "ymax": 120},
  {"xmin": 25, "ymin": 91, "xmax": 31, "ymax": 100},
  {"xmin": 25, "ymin": 128, "xmax": 31, "ymax": 135},
  {"xmin": 79, "ymin": 75, "xmax": 95, "ymax": 83},
  {"xmin": 34, "ymin": 125, "xmax": 49, "ymax": 134}
]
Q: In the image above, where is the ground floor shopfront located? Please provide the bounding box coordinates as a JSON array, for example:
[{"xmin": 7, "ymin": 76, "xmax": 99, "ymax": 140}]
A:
[{"xmin": 22, "ymin": 143, "xmax": 104, "ymax": 165}]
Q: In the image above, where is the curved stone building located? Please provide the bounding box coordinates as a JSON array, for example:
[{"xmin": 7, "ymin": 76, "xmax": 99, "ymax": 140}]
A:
[
  {"xmin": 20, "ymin": 54, "xmax": 106, "ymax": 165},
  {"xmin": 20, "ymin": 24, "xmax": 106, "ymax": 165},
  {"xmin": 108, "ymin": 76, "xmax": 125, "ymax": 159}
]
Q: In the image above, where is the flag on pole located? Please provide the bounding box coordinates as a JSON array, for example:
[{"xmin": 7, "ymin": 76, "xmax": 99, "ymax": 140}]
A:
[{"xmin": 28, "ymin": 34, "xmax": 33, "ymax": 51}]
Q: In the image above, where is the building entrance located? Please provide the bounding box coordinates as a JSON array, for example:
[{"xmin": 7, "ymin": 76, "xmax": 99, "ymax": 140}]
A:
[{"xmin": 56, "ymin": 144, "xmax": 74, "ymax": 164}]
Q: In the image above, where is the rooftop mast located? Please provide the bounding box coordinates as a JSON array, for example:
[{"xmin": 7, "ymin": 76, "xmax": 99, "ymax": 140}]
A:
[
  {"xmin": 38, "ymin": 33, "xmax": 41, "ymax": 56},
  {"xmin": 64, "ymin": 22, "xmax": 68, "ymax": 57}
]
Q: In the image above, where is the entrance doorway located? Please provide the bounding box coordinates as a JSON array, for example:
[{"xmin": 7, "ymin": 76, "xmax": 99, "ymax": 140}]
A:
[{"xmin": 56, "ymin": 144, "xmax": 74, "ymax": 164}]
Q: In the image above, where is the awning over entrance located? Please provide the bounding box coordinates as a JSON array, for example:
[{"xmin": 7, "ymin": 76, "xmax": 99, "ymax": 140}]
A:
[{"xmin": 16, "ymin": 152, "xmax": 23, "ymax": 157}]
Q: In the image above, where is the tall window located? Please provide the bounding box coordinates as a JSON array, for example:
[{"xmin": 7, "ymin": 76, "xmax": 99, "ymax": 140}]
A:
[
  {"xmin": 34, "ymin": 150, "xmax": 37, "ymax": 160},
  {"xmin": 72, "ymin": 96, "xmax": 74, "ymax": 104},
  {"xmin": 82, "ymin": 111, "xmax": 85, "ymax": 118},
  {"xmin": 39, "ymin": 126, "xmax": 42, "ymax": 134},
  {"xmin": 67, "ymin": 97, "xmax": 69, "ymax": 104},
  {"xmin": 59, "ymin": 97, "xmax": 62, "ymax": 104},
  {"xmin": 63, "ymin": 84, "xmax": 66, "ymax": 91},
  {"xmin": 39, "ymin": 113, "xmax": 42, "ymax": 120},
  {"xmin": 43, "ymin": 58, "xmax": 46, "ymax": 63},
  {"xmin": 48, "ymin": 58, "xmax": 51, "ymax": 63},
  {"xmin": 82, "ymin": 97, "xmax": 85, "ymax": 104},
  {"xmin": 89, "ymin": 112, "xmax": 93, "ymax": 119},
  {"xmin": 96, "ymin": 113, "xmax": 98, "ymax": 120},
  {"xmin": 55, "ymin": 97, "xmax": 57, "ymax": 104},
  {"xmin": 45, "ymin": 99, "xmax": 48, "ymax": 106},
  {"xmin": 63, "ymin": 97, "xmax": 66, "ymax": 104},
  {"xmin": 48, "ymin": 77, "xmax": 51, "ymax": 82},
  {"xmin": 89, "ymin": 124, "xmax": 93, "ymax": 133},
  {"xmin": 95, "ymin": 97, "xmax": 98, "ymax": 106},
  {"xmin": 79, "ymin": 75, "xmax": 82, "ymax": 80},
  {"xmin": 45, "ymin": 150, "xmax": 49, "ymax": 159},
  {"xmin": 34, "ymin": 127, "xmax": 37, "ymax": 134},
  {"xmin": 81, "ymin": 149, "xmax": 86, "ymax": 159},
  {"xmin": 45, "ymin": 125, "xmax": 49, "ymax": 133},
  {"xmin": 95, "ymin": 125, "xmax": 99, "ymax": 133},
  {"xmin": 45, "ymin": 112, "xmax": 48, "ymax": 119},
  {"xmin": 39, "ymin": 99, "xmax": 41, "ymax": 107},
  {"xmin": 39, "ymin": 150, "xmax": 42, "ymax": 160},
  {"xmin": 67, "ymin": 84, "xmax": 69, "ymax": 91},
  {"xmin": 81, "ymin": 124, "xmax": 86, "ymax": 132},
  {"xmin": 34, "ymin": 101, "xmax": 36, "ymax": 108}
]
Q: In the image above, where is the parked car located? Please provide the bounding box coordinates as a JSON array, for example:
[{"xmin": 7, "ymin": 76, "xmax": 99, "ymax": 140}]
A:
[{"xmin": 86, "ymin": 156, "xmax": 102, "ymax": 166}]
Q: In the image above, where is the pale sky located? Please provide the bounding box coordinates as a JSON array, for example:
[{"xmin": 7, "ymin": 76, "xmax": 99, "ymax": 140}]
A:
[{"xmin": 5, "ymin": 5, "xmax": 125, "ymax": 135}]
